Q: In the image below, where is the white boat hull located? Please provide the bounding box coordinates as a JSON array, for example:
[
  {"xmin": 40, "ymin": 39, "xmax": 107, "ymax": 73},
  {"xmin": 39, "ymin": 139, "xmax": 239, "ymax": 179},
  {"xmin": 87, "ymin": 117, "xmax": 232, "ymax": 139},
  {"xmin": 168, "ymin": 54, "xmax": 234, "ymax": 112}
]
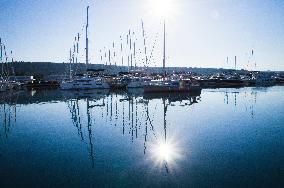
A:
[{"xmin": 60, "ymin": 78, "xmax": 110, "ymax": 90}]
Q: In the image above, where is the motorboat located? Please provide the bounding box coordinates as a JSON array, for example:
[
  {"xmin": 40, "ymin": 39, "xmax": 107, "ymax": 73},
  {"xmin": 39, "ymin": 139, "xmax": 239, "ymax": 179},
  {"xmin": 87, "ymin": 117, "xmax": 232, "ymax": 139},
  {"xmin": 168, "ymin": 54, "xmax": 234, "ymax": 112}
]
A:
[{"xmin": 60, "ymin": 76, "xmax": 110, "ymax": 90}]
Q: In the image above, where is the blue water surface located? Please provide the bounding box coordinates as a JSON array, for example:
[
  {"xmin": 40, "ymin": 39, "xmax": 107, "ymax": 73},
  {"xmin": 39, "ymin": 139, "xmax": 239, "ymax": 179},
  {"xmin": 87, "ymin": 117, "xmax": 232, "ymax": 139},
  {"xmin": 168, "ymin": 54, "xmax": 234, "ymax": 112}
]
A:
[{"xmin": 0, "ymin": 86, "xmax": 283, "ymax": 188}]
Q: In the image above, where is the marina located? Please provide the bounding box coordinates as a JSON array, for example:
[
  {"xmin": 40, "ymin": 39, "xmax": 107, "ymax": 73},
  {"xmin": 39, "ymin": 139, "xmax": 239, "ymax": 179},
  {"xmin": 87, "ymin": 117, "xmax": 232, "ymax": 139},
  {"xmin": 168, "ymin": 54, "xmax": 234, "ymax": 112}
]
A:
[{"xmin": 1, "ymin": 0, "xmax": 283, "ymax": 187}]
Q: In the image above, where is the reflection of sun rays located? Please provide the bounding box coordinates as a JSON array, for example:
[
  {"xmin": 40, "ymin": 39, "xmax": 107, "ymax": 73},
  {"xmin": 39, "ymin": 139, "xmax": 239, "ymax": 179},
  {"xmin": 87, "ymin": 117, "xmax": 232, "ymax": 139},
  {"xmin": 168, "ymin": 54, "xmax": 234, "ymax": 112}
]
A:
[{"xmin": 148, "ymin": 136, "xmax": 183, "ymax": 173}]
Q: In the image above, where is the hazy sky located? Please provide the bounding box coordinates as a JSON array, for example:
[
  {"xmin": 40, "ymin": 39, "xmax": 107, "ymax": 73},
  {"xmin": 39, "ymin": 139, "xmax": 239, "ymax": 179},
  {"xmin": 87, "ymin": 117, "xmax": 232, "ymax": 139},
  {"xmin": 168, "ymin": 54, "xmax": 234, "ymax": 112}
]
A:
[{"xmin": 0, "ymin": 0, "xmax": 284, "ymax": 71}]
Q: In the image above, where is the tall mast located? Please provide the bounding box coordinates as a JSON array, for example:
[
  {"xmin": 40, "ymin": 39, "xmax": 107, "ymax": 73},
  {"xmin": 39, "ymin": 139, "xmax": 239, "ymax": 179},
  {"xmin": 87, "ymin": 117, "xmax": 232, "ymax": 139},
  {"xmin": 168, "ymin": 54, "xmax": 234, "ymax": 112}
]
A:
[
  {"xmin": 86, "ymin": 6, "xmax": 89, "ymax": 69},
  {"xmin": 69, "ymin": 49, "xmax": 72, "ymax": 79},
  {"xmin": 234, "ymin": 56, "xmax": 237, "ymax": 70},
  {"xmin": 163, "ymin": 20, "xmax": 166, "ymax": 81}
]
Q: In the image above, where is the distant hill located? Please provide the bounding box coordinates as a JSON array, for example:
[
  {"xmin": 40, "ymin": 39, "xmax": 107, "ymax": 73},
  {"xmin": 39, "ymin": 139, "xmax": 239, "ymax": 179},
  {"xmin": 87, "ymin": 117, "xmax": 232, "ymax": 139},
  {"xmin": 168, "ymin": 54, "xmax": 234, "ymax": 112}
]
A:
[
  {"xmin": 12, "ymin": 62, "xmax": 102, "ymax": 76},
  {"xmin": 8, "ymin": 61, "xmax": 283, "ymax": 77}
]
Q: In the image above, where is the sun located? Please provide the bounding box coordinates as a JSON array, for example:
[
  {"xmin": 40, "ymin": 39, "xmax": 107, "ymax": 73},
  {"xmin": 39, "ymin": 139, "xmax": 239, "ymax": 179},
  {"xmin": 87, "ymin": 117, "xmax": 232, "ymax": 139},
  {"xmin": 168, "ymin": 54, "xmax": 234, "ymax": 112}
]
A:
[{"xmin": 148, "ymin": 0, "xmax": 174, "ymax": 18}]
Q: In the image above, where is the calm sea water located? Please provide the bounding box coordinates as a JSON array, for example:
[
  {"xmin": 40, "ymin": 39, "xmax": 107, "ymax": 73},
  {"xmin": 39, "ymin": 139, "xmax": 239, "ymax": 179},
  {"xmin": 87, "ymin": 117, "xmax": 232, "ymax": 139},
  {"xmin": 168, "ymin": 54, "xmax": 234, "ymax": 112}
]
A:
[{"xmin": 0, "ymin": 86, "xmax": 283, "ymax": 188}]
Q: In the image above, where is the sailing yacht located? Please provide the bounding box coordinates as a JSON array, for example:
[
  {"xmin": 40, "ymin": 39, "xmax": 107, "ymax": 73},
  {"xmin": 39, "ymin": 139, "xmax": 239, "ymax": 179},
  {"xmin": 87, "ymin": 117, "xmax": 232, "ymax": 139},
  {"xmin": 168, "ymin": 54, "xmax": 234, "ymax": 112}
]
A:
[
  {"xmin": 143, "ymin": 21, "xmax": 202, "ymax": 93},
  {"xmin": 60, "ymin": 6, "xmax": 110, "ymax": 90}
]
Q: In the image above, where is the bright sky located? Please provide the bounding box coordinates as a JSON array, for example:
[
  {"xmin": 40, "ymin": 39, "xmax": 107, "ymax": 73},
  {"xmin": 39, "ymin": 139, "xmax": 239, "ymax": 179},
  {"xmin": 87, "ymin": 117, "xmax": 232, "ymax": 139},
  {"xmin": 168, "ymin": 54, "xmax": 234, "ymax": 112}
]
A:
[{"xmin": 0, "ymin": 0, "xmax": 283, "ymax": 71}]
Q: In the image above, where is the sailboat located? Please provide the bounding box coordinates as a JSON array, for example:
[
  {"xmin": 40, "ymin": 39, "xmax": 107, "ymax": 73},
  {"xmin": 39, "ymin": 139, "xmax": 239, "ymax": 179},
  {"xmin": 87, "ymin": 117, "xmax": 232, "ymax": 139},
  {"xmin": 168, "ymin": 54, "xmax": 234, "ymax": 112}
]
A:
[
  {"xmin": 143, "ymin": 21, "xmax": 202, "ymax": 93},
  {"xmin": 60, "ymin": 6, "xmax": 110, "ymax": 90}
]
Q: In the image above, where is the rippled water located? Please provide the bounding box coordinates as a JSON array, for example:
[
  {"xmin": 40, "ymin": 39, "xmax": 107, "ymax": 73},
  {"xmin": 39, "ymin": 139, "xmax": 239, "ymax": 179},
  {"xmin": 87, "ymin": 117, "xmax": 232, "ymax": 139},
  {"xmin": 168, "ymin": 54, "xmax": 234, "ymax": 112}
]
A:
[{"xmin": 0, "ymin": 87, "xmax": 283, "ymax": 188}]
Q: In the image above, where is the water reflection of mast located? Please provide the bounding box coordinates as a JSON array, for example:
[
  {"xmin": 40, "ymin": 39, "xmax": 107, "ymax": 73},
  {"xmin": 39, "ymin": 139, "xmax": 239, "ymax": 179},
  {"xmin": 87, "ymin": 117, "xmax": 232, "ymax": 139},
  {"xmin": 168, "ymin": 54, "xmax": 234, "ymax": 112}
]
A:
[
  {"xmin": 128, "ymin": 96, "xmax": 131, "ymax": 138},
  {"xmin": 1, "ymin": 92, "xmax": 19, "ymax": 139},
  {"xmin": 234, "ymin": 92, "xmax": 237, "ymax": 106},
  {"xmin": 144, "ymin": 105, "xmax": 148, "ymax": 155},
  {"xmin": 122, "ymin": 97, "xmax": 125, "ymax": 134},
  {"xmin": 135, "ymin": 98, "xmax": 138, "ymax": 139},
  {"xmin": 131, "ymin": 96, "xmax": 134, "ymax": 142},
  {"xmin": 163, "ymin": 98, "xmax": 167, "ymax": 141},
  {"xmin": 251, "ymin": 91, "xmax": 257, "ymax": 119},
  {"xmin": 67, "ymin": 95, "xmax": 109, "ymax": 168},
  {"xmin": 143, "ymin": 99, "xmax": 157, "ymax": 154},
  {"xmin": 3, "ymin": 104, "xmax": 8, "ymax": 138},
  {"xmin": 110, "ymin": 94, "xmax": 113, "ymax": 123},
  {"xmin": 115, "ymin": 93, "xmax": 118, "ymax": 127},
  {"xmin": 86, "ymin": 98, "xmax": 95, "ymax": 168},
  {"xmin": 106, "ymin": 93, "xmax": 109, "ymax": 122},
  {"xmin": 162, "ymin": 97, "xmax": 169, "ymax": 173},
  {"xmin": 67, "ymin": 100, "xmax": 84, "ymax": 140}
]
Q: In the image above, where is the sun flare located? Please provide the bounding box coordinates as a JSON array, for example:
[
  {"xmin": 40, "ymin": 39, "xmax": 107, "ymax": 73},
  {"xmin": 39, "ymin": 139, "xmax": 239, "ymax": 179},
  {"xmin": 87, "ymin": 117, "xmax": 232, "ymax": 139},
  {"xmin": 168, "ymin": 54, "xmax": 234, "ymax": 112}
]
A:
[{"xmin": 148, "ymin": 0, "xmax": 174, "ymax": 18}]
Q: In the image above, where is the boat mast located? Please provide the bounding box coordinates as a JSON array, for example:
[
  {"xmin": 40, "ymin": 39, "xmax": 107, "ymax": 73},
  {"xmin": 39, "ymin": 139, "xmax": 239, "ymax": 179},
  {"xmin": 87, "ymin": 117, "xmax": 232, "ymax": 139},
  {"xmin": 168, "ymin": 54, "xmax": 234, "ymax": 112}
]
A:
[
  {"xmin": 69, "ymin": 48, "xmax": 72, "ymax": 79},
  {"xmin": 86, "ymin": 6, "xmax": 89, "ymax": 70},
  {"xmin": 234, "ymin": 56, "xmax": 237, "ymax": 70},
  {"xmin": 163, "ymin": 20, "xmax": 166, "ymax": 81}
]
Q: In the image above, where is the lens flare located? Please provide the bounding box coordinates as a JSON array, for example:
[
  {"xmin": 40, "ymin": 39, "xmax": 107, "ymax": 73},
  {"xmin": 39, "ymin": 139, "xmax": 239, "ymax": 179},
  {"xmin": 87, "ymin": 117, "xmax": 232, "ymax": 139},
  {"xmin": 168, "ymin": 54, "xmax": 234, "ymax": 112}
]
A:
[{"xmin": 148, "ymin": 0, "xmax": 175, "ymax": 18}]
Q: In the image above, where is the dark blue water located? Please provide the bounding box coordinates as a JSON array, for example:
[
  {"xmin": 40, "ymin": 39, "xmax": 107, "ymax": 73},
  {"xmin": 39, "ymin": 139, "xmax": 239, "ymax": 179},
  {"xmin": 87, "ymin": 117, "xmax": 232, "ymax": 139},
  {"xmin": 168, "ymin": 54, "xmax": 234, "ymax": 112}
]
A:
[{"xmin": 0, "ymin": 87, "xmax": 283, "ymax": 188}]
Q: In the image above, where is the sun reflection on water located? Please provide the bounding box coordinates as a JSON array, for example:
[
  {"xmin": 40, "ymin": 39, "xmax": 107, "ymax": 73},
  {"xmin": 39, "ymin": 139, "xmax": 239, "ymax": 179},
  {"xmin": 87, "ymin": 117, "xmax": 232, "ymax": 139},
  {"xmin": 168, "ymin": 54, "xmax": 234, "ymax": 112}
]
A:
[
  {"xmin": 156, "ymin": 143, "xmax": 174, "ymax": 162},
  {"xmin": 150, "ymin": 139, "xmax": 183, "ymax": 173}
]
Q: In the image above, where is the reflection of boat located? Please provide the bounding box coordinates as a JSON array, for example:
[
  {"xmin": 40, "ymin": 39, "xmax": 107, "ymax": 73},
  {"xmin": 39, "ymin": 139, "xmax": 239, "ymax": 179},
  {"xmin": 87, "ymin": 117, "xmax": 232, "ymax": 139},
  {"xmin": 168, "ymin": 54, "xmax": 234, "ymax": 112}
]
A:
[
  {"xmin": 127, "ymin": 87, "xmax": 144, "ymax": 97},
  {"xmin": 61, "ymin": 89, "xmax": 109, "ymax": 100},
  {"xmin": 143, "ymin": 90, "xmax": 201, "ymax": 102},
  {"xmin": 0, "ymin": 89, "xmax": 109, "ymax": 105}
]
